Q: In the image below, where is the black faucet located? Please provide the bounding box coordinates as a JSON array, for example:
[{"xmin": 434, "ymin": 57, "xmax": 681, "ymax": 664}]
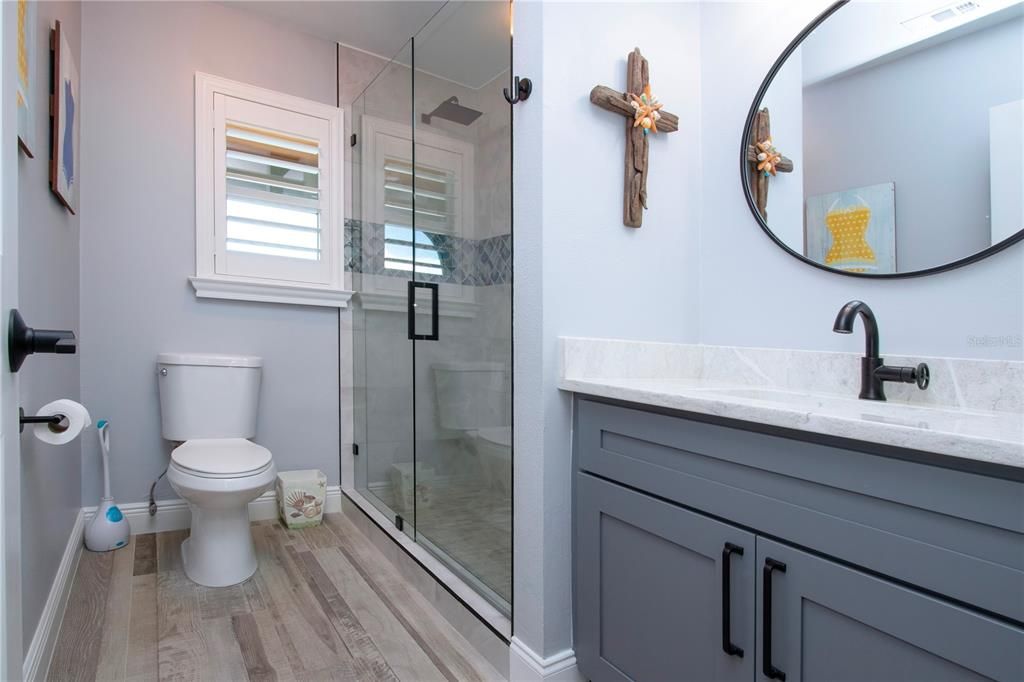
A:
[{"xmin": 832, "ymin": 301, "xmax": 930, "ymax": 401}]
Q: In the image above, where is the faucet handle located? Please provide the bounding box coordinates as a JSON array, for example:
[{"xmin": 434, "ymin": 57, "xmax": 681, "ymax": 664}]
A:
[{"xmin": 914, "ymin": 363, "xmax": 930, "ymax": 390}]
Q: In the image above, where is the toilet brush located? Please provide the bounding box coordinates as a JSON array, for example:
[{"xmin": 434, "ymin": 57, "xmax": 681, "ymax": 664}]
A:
[{"xmin": 84, "ymin": 420, "xmax": 131, "ymax": 551}]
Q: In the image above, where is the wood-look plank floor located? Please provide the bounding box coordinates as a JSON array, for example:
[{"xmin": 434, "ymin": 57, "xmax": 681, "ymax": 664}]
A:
[{"xmin": 49, "ymin": 513, "xmax": 504, "ymax": 682}]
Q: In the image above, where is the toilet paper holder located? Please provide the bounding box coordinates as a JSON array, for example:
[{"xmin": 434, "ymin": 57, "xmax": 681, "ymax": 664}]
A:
[{"xmin": 19, "ymin": 407, "xmax": 67, "ymax": 434}]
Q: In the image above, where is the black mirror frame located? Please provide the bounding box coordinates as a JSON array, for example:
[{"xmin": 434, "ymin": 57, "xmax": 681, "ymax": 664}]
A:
[{"xmin": 740, "ymin": 0, "xmax": 1024, "ymax": 279}]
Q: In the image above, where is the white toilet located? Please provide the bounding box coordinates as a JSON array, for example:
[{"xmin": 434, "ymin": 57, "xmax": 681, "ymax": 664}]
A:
[
  {"xmin": 433, "ymin": 361, "xmax": 511, "ymax": 493},
  {"xmin": 157, "ymin": 353, "xmax": 276, "ymax": 587}
]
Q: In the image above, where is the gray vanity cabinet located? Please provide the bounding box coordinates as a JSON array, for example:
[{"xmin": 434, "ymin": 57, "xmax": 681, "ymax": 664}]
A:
[
  {"xmin": 576, "ymin": 473, "xmax": 755, "ymax": 682},
  {"xmin": 572, "ymin": 398, "xmax": 1024, "ymax": 682},
  {"xmin": 756, "ymin": 538, "xmax": 1022, "ymax": 682}
]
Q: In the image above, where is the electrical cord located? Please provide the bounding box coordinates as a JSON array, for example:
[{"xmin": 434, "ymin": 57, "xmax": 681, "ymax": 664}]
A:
[{"xmin": 148, "ymin": 467, "xmax": 167, "ymax": 516}]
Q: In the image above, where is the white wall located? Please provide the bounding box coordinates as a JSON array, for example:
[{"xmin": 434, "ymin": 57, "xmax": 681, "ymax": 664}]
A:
[
  {"xmin": 80, "ymin": 2, "xmax": 342, "ymax": 505},
  {"xmin": 513, "ymin": 0, "xmax": 703, "ymax": 661},
  {"xmin": 18, "ymin": 0, "xmax": 82, "ymax": 654},
  {"xmin": 698, "ymin": 0, "xmax": 1024, "ymax": 362},
  {"xmin": 990, "ymin": 98, "xmax": 1024, "ymax": 245}
]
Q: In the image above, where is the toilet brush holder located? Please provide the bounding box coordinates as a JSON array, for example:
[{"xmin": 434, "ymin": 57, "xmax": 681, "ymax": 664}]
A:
[
  {"xmin": 85, "ymin": 498, "xmax": 130, "ymax": 551},
  {"xmin": 86, "ymin": 419, "xmax": 131, "ymax": 551}
]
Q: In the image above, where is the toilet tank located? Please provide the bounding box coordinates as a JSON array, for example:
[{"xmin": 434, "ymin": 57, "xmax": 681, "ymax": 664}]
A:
[
  {"xmin": 157, "ymin": 353, "xmax": 262, "ymax": 440},
  {"xmin": 433, "ymin": 361, "xmax": 509, "ymax": 431}
]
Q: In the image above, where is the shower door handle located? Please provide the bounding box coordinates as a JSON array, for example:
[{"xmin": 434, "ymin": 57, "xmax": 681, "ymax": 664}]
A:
[{"xmin": 407, "ymin": 281, "xmax": 439, "ymax": 341}]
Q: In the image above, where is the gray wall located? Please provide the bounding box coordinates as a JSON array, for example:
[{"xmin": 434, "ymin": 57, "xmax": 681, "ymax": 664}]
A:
[
  {"xmin": 698, "ymin": 0, "xmax": 1024, "ymax": 362},
  {"xmin": 79, "ymin": 1, "xmax": 341, "ymax": 505},
  {"xmin": 512, "ymin": 0, "xmax": 703, "ymax": 662},
  {"xmin": 802, "ymin": 17, "xmax": 1024, "ymax": 273},
  {"xmin": 17, "ymin": 0, "xmax": 82, "ymax": 654}
]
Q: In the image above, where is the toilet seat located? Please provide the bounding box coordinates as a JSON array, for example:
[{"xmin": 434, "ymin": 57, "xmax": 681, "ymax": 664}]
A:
[{"xmin": 171, "ymin": 438, "xmax": 273, "ymax": 478}]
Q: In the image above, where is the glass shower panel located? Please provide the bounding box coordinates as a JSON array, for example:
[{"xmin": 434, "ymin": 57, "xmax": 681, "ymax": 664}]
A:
[
  {"xmin": 412, "ymin": 1, "xmax": 512, "ymax": 614},
  {"xmin": 351, "ymin": 40, "xmax": 417, "ymax": 539}
]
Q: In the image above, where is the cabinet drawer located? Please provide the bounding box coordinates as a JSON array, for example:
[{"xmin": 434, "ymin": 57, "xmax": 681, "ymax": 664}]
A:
[{"xmin": 575, "ymin": 398, "xmax": 1024, "ymax": 623}]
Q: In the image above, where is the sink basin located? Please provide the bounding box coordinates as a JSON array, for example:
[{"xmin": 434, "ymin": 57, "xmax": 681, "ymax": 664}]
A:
[
  {"xmin": 691, "ymin": 386, "xmax": 998, "ymax": 431},
  {"xmin": 694, "ymin": 387, "xmax": 833, "ymax": 409}
]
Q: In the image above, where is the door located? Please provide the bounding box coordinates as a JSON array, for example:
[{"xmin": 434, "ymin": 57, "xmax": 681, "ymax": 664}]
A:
[
  {"xmin": 0, "ymin": 2, "xmax": 22, "ymax": 677},
  {"xmin": 756, "ymin": 538, "xmax": 1024, "ymax": 682},
  {"xmin": 576, "ymin": 473, "xmax": 755, "ymax": 682},
  {"xmin": 409, "ymin": 1, "xmax": 512, "ymax": 616},
  {"xmin": 352, "ymin": 0, "xmax": 512, "ymax": 618}
]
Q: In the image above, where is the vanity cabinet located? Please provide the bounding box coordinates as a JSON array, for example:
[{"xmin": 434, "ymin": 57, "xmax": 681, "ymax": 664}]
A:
[
  {"xmin": 572, "ymin": 398, "xmax": 1024, "ymax": 682},
  {"xmin": 576, "ymin": 473, "xmax": 755, "ymax": 681}
]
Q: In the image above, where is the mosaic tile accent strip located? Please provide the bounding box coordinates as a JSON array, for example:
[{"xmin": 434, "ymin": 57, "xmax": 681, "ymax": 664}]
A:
[{"xmin": 344, "ymin": 220, "xmax": 511, "ymax": 286}]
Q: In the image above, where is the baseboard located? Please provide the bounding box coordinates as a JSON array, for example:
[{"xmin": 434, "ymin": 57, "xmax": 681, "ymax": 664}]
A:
[
  {"xmin": 82, "ymin": 486, "xmax": 343, "ymax": 534},
  {"xmin": 23, "ymin": 509, "xmax": 85, "ymax": 682},
  {"xmin": 509, "ymin": 638, "xmax": 582, "ymax": 682}
]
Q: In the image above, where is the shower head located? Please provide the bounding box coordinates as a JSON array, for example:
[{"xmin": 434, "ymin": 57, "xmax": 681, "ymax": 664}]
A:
[{"xmin": 421, "ymin": 97, "xmax": 482, "ymax": 126}]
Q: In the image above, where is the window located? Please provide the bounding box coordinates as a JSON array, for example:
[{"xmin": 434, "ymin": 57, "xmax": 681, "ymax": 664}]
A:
[
  {"xmin": 192, "ymin": 73, "xmax": 351, "ymax": 307},
  {"xmin": 358, "ymin": 116, "xmax": 475, "ymax": 313},
  {"xmin": 381, "ymin": 157, "xmax": 454, "ymax": 277}
]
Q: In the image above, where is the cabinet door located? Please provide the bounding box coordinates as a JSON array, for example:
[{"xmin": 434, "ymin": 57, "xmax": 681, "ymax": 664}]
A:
[
  {"xmin": 576, "ymin": 473, "xmax": 755, "ymax": 682},
  {"xmin": 756, "ymin": 538, "xmax": 1024, "ymax": 682}
]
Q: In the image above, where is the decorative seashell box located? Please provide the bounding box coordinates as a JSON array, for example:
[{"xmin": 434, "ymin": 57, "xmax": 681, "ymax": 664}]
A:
[{"xmin": 276, "ymin": 469, "xmax": 327, "ymax": 529}]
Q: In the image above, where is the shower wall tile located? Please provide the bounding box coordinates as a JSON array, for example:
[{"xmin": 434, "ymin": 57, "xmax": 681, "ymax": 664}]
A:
[{"xmin": 344, "ymin": 220, "xmax": 511, "ymax": 286}]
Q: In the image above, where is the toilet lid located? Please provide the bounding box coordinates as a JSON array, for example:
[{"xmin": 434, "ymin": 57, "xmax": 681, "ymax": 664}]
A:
[
  {"xmin": 171, "ymin": 438, "xmax": 273, "ymax": 476},
  {"xmin": 477, "ymin": 426, "xmax": 511, "ymax": 448}
]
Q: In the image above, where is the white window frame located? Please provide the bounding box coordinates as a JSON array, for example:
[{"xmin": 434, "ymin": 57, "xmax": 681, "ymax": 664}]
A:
[
  {"xmin": 192, "ymin": 73, "xmax": 352, "ymax": 308},
  {"xmin": 358, "ymin": 115, "xmax": 476, "ymax": 316}
]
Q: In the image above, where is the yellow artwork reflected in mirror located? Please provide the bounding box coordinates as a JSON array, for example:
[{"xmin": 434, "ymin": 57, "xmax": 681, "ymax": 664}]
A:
[{"xmin": 17, "ymin": 0, "xmax": 35, "ymax": 156}]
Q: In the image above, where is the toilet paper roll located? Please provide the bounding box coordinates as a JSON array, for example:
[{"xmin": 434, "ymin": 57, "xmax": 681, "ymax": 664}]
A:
[{"xmin": 33, "ymin": 399, "xmax": 92, "ymax": 446}]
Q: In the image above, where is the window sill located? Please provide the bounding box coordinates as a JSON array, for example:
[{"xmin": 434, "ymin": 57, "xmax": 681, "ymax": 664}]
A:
[
  {"xmin": 189, "ymin": 276, "xmax": 354, "ymax": 309},
  {"xmin": 357, "ymin": 291, "xmax": 479, "ymax": 318}
]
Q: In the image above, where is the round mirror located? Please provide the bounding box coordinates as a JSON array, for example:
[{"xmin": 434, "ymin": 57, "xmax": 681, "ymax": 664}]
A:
[{"xmin": 742, "ymin": 0, "xmax": 1024, "ymax": 278}]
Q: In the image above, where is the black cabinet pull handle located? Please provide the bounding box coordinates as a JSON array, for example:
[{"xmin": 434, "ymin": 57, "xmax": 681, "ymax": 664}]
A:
[
  {"xmin": 721, "ymin": 542, "xmax": 744, "ymax": 657},
  {"xmin": 407, "ymin": 281, "xmax": 439, "ymax": 341},
  {"xmin": 763, "ymin": 558, "xmax": 787, "ymax": 680}
]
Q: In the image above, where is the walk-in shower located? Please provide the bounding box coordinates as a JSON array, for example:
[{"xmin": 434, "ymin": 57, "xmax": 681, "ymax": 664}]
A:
[{"xmin": 348, "ymin": 0, "xmax": 513, "ymax": 620}]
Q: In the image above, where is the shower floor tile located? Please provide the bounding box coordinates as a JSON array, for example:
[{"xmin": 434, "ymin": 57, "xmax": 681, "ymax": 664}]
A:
[
  {"xmin": 367, "ymin": 478, "xmax": 512, "ymax": 606},
  {"xmin": 48, "ymin": 514, "xmax": 504, "ymax": 681}
]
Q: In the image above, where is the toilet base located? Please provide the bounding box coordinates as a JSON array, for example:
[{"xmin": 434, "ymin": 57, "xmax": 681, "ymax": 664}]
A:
[{"xmin": 181, "ymin": 505, "xmax": 258, "ymax": 587}]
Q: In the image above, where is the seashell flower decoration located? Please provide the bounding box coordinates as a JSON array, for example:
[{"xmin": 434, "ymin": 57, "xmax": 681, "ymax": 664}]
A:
[
  {"xmin": 629, "ymin": 84, "xmax": 663, "ymax": 136},
  {"xmin": 286, "ymin": 490, "xmax": 323, "ymax": 519},
  {"xmin": 755, "ymin": 138, "xmax": 783, "ymax": 176}
]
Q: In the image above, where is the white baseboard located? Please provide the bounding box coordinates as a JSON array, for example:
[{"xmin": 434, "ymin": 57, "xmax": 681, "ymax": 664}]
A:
[
  {"xmin": 82, "ymin": 485, "xmax": 343, "ymax": 534},
  {"xmin": 23, "ymin": 509, "xmax": 85, "ymax": 682},
  {"xmin": 509, "ymin": 638, "xmax": 582, "ymax": 682}
]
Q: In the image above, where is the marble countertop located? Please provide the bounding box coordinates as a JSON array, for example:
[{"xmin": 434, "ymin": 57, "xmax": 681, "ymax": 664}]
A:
[{"xmin": 558, "ymin": 338, "xmax": 1024, "ymax": 469}]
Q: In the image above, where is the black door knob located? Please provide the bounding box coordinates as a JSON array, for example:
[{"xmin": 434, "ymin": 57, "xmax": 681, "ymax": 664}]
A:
[{"xmin": 8, "ymin": 309, "xmax": 77, "ymax": 372}]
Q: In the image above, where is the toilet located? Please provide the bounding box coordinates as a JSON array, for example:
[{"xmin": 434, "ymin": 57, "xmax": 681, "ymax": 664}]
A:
[
  {"xmin": 157, "ymin": 353, "xmax": 276, "ymax": 587},
  {"xmin": 433, "ymin": 362, "xmax": 511, "ymax": 493}
]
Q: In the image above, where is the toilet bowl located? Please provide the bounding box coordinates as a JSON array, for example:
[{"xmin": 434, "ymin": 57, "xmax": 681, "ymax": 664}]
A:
[
  {"xmin": 432, "ymin": 361, "xmax": 510, "ymax": 489},
  {"xmin": 167, "ymin": 438, "xmax": 275, "ymax": 586},
  {"xmin": 157, "ymin": 353, "xmax": 273, "ymax": 587},
  {"xmin": 469, "ymin": 426, "xmax": 511, "ymax": 494}
]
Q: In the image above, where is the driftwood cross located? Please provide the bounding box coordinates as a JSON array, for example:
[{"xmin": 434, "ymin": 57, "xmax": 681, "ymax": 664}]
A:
[
  {"xmin": 590, "ymin": 48, "xmax": 679, "ymax": 228},
  {"xmin": 746, "ymin": 107, "xmax": 794, "ymax": 220}
]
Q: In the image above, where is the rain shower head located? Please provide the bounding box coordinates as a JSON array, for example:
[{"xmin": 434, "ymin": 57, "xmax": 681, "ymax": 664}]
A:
[{"xmin": 421, "ymin": 97, "xmax": 482, "ymax": 126}]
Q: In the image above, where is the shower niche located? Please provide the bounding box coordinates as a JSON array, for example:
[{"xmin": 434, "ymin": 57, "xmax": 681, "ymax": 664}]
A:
[{"xmin": 348, "ymin": 1, "xmax": 513, "ymax": 620}]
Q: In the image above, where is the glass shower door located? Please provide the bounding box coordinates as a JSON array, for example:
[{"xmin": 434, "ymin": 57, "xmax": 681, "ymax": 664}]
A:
[
  {"xmin": 352, "ymin": 1, "xmax": 512, "ymax": 618},
  {"xmin": 411, "ymin": 1, "xmax": 513, "ymax": 614},
  {"xmin": 351, "ymin": 40, "xmax": 417, "ymax": 540}
]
